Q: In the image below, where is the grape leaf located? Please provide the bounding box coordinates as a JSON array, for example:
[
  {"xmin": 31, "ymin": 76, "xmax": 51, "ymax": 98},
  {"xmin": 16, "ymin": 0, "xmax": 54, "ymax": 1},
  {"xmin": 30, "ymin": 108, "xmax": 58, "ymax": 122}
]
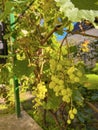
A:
[
  {"xmin": 72, "ymin": 89, "xmax": 83, "ymax": 102},
  {"xmin": 71, "ymin": 0, "xmax": 98, "ymax": 10},
  {"xmin": 55, "ymin": 0, "xmax": 98, "ymax": 28},
  {"xmin": 84, "ymin": 74, "xmax": 98, "ymax": 89},
  {"xmin": 13, "ymin": 59, "xmax": 34, "ymax": 78}
]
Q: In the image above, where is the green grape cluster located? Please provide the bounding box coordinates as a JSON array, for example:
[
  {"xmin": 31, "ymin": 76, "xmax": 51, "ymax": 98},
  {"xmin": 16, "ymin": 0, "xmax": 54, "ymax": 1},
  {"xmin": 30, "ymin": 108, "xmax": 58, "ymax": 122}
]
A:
[
  {"xmin": 49, "ymin": 75, "xmax": 72, "ymax": 103},
  {"xmin": 33, "ymin": 82, "xmax": 47, "ymax": 107},
  {"xmin": 49, "ymin": 58, "xmax": 64, "ymax": 73},
  {"xmin": 67, "ymin": 66, "xmax": 83, "ymax": 83},
  {"xmin": 57, "ymin": 63, "xmax": 63, "ymax": 71},
  {"xmin": 61, "ymin": 88, "xmax": 72, "ymax": 103},
  {"xmin": 49, "ymin": 75, "xmax": 64, "ymax": 96},
  {"xmin": 49, "ymin": 59, "xmax": 57, "ymax": 72},
  {"xmin": 67, "ymin": 108, "xmax": 77, "ymax": 124},
  {"xmin": 49, "ymin": 57, "xmax": 74, "ymax": 103}
]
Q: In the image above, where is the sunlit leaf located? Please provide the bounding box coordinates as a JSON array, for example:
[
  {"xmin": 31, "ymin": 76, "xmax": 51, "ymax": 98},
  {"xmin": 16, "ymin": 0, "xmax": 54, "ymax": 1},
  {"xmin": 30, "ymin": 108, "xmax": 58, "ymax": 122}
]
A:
[{"xmin": 84, "ymin": 74, "xmax": 98, "ymax": 89}]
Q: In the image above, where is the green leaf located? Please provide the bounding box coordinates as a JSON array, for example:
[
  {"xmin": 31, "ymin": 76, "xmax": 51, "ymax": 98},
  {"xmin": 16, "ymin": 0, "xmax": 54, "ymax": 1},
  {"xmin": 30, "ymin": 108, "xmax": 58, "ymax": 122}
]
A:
[
  {"xmin": 72, "ymin": 89, "xmax": 83, "ymax": 103},
  {"xmin": 71, "ymin": 0, "xmax": 98, "ymax": 10},
  {"xmin": 55, "ymin": 0, "xmax": 98, "ymax": 26},
  {"xmin": 69, "ymin": 45, "xmax": 77, "ymax": 53},
  {"xmin": 84, "ymin": 74, "xmax": 98, "ymax": 89},
  {"xmin": 0, "ymin": 1, "xmax": 14, "ymax": 20},
  {"xmin": 3, "ymin": 33, "xmax": 12, "ymax": 39},
  {"xmin": 92, "ymin": 63, "xmax": 98, "ymax": 74},
  {"xmin": 91, "ymin": 93, "xmax": 98, "ymax": 101},
  {"xmin": 13, "ymin": 59, "xmax": 34, "ymax": 78},
  {"xmin": 43, "ymin": 90, "xmax": 61, "ymax": 110},
  {"xmin": 77, "ymin": 107, "xmax": 93, "ymax": 123},
  {"xmin": 77, "ymin": 112, "xmax": 85, "ymax": 123}
]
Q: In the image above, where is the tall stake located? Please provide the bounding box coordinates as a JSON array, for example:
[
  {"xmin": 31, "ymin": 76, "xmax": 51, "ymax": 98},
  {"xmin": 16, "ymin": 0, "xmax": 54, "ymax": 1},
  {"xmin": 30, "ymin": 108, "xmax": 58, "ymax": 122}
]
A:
[{"xmin": 10, "ymin": 12, "xmax": 21, "ymax": 118}]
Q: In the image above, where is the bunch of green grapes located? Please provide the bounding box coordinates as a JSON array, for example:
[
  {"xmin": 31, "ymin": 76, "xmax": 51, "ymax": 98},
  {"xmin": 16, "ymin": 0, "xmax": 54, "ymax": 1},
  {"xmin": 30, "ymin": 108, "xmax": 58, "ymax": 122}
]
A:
[
  {"xmin": 49, "ymin": 56, "xmax": 65, "ymax": 72},
  {"xmin": 49, "ymin": 57, "xmax": 74, "ymax": 103},
  {"xmin": 33, "ymin": 82, "xmax": 47, "ymax": 108},
  {"xmin": 61, "ymin": 87, "xmax": 72, "ymax": 103},
  {"xmin": 49, "ymin": 74, "xmax": 72, "ymax": 103},
  {"xmin": 67, "ymin": 107, "xmax": 77, "ymax": 124},
  {"xmin": 49, "ymin": 59, "xmax": 57, "ymax": 73},
  {"xmin": 49, "ymin": 75, "xmax": 64, "ymax": 95},
  {"xmin": 67, "ymin": 66, "xmax": 83, "ymax": 83}
]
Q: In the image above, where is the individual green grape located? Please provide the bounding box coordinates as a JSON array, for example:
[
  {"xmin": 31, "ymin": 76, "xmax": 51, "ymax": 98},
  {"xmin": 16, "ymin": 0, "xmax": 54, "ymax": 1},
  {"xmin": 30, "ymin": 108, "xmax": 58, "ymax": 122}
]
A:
[
  {"xmin": 62, "ymin": 95, "xmax": 70, "ymax": 103},
  {"xmin": 61, "ymin": 89, "xmax": 67, "ymax": 95},
  {"xmin": 62, "ymin": 96, "xmax": 67, "ymax": 101},
  {"xmin": 59, "ymin": 85, "xmax": 64, "ymax": 90},
  {"xmin": 49, "ymin": 81, "xmax": 56, "ymax": 89},
  {"xmin": 69, "ymin": 113, "xmax": 75, "ymax": 120},
  {"xmin": 69, "ymin": 109, "xmax": 73, "ymax": 115},
  {"xmin": 49, "ymin": 59, "xmax": 56, "ymax": 66},
  {"xmin": 67, "ymin": 66, "xmax": 75, "ymax": 75},
  {"xmin": 66, "ymin": 97, "xmax": 71, "ymax": 103},
  {"xmin": 57, "ymin": 64, "xmax": 63, "ymax": 71},
  {"xmin": 53, "ymin": 85, "xmax": 60, "ymax": 92},
  {"xmin": 76, "ymin": 71, "xmax": 83, "ymax": 77},
  {"xmin": 50, "ymin": 66, "xmax": 56, "ymax": 72},
  {"xmin": 58, "ymin": 79, "xmax": 64, "ymax": 85},
  {"xmin": 74, "ymin": 77, "xmax": 80, "ymax": 82},
  {"xmin": 67, "ymin": 119, "xmax": 71, "ymax": 124},
  {"xmin": 51, "ymin": 75, "xmax": 59, "ymax": 83},
  {"xmin": 51, "ymin": 75, "xmax": 56, "ymax": 81},
  {"xmin": 69, "ymin": 74, "xmax": 75, "ymax": 80},
  {"xmin": 55, "ymin": 92, "xmax": 59, "ymax": 96},
  {"xmin": 66, "ymin": 88, "xmax": 72, "ymax": 96},
  {"xmin": 72, "ymin": 108, "xmax": 77, "ymax": 114}
]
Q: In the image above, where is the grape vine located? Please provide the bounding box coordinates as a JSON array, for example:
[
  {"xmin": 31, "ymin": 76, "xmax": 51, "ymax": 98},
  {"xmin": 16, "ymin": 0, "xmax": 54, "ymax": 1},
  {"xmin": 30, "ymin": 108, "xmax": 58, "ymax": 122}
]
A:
[{"xmin": 0, "ymin": 0, "xmax": 98, "ymax": 130}]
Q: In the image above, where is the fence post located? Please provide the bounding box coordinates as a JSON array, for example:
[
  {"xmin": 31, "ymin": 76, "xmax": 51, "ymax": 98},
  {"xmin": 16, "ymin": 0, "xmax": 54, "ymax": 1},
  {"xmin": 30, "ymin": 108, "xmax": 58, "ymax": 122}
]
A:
[
  {"xmin": 10, "ymin": 12, "xmax": 21, "ymax": 118},
  {"xmin": 14, "ymin": 76, "xmax": 21, "ymax": 117}
]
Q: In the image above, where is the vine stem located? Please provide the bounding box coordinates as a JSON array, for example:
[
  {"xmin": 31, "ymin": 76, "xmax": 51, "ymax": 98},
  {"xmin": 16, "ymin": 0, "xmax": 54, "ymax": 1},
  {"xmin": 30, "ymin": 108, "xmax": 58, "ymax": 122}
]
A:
[
  {"xmin": 70, "ymin": 31, "xmax": 98, "ymax": 39},
  {"xmin": 2, "ymin": 0, "xmax": 5, "ymax": 11},
  {"xmin": 49, "ymin": 110, "xmax": 62, "ymax": 130},
  {"xmin": 41, "ymin": 24, "xmax": 62, "ymax": 45},
  {"xmin": 65, "ymin": 34, "xmax": 74, "ymax": 64},
  {"xmin": 86, "ymin": 101, "xmax": 98, "ymax": 113}
]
